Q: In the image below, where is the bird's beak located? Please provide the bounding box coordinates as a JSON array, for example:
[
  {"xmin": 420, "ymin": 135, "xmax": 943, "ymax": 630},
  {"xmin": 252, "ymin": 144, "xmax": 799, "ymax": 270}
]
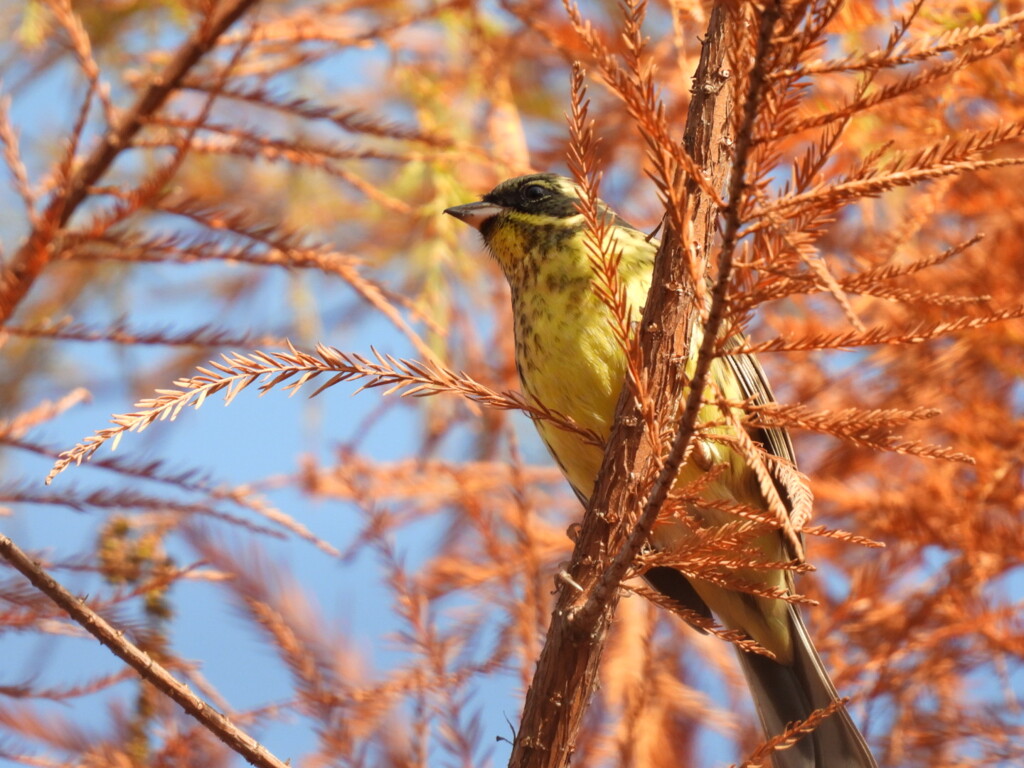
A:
[{"xmin": 444, "ymin": 201, "xmax": 505, "ymax": 231}]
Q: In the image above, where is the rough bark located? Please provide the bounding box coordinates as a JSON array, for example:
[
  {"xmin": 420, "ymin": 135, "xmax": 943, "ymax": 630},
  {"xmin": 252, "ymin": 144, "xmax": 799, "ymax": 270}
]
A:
[{"xmin": 507, "ymin": 6, "xmax": 738, "ymax": 768}]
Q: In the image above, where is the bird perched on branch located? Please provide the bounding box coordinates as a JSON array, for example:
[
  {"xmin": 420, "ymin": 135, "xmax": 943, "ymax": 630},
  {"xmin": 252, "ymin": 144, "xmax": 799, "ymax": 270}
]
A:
[{"xmin": 445, "ymin": 173, "xmax": 877, "ymax": 768}]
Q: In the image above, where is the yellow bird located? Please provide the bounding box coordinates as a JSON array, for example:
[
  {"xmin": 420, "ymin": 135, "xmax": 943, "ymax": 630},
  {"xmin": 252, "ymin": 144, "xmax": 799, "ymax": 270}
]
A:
[{"xmin": 446, "ymin": 173, "xmax": 877, "ymax": 768}]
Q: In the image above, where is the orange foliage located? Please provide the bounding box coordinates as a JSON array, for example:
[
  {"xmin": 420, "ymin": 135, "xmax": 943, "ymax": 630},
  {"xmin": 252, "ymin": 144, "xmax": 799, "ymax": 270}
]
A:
[{"xmin": 0, "ymin": 1, "xmax": 1022, "ymax": 767}]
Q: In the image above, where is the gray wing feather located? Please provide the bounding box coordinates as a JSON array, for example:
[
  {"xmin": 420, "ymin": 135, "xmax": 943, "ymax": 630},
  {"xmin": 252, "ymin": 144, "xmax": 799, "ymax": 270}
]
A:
[{"xmin": 721, "ymin": 333, "xmax": 796, "ymax": 466}]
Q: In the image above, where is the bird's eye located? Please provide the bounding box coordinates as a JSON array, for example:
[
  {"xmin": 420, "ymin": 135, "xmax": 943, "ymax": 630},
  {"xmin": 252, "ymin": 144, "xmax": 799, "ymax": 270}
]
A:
[{"xmin": 521, "ymin": 184, "xmax": 549, "ymax": 202}]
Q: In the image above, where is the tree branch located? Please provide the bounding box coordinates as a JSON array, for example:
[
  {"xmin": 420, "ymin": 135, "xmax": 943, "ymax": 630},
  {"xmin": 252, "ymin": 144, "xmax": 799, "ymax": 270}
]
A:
[
  {"xmin": 0, "ymin": 0, "xmax": 260, "ymax": 323},
  {"xmin": 578, "ymin": 1, "xmax": 791, "ymax": 629},
  {"xmin": 507, "ymin": 5, "xmax": 750, "ymax": 768},
  {"xmin": 0, "ymin": 533, "xmax": 289, "ymax": 768}
]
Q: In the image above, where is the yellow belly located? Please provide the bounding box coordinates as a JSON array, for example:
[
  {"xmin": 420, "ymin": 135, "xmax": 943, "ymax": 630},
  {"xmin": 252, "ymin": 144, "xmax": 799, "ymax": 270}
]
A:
[
  {"xmin": 494, "ymin": 219, "xmax": 793, "ymax": 660},
  {"xmin": 511, "ymin": 275, "xmax": 791, "ymax": 659}
]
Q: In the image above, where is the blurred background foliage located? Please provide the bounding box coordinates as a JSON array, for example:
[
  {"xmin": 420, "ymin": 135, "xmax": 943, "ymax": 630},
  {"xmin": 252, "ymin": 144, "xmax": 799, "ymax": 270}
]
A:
[{"xmin": 0, "ymin": 1, "xmax": 1022, "ymax": 767}]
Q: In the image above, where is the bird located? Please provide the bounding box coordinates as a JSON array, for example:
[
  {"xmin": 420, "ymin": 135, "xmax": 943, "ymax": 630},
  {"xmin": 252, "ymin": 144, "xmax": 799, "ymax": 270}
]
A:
[{"xmin": 445, "ymin": 173, "xmax": 878, "ymax": 768}]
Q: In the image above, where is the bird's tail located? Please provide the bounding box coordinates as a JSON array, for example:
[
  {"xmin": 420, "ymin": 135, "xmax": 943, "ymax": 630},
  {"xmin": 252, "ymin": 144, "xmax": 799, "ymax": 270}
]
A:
[{"xmin": 735, "ymin": 605, "xmax": 878, "ymax": 768}]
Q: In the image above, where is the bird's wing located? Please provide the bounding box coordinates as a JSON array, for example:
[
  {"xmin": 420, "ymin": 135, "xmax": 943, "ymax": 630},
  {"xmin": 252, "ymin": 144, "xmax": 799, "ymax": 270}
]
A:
[
  {"xmin": 720, "ymin": 333, "xmax": 796, "ymax": 466},
  {"xmin": 720, "ymin": 332, "xmax": 804, "ymax": 565}
]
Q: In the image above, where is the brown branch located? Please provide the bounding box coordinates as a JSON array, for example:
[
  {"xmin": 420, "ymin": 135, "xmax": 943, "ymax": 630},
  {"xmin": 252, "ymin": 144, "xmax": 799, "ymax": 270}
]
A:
[
  {"xmin": 0, "ymin": 96, "xmax": 36, "ymax": 224},
  {"xmin": 506, "ymin": 5, "xmax": 763, "ymax": 768},
  {"xmin": 566, "ymin": 63, "xmax": 632, "ymax": 351},
  {"xmin": 1, "ymin": 318, "xmax": 288, "ymax": 348},
  {"xmin": 0, "ymin": 0, "xmax": 260, "ymax": 323},
  {"xmin": 772, "ymin": 10, "xmax": 1024, "ymax": 78},
  {"xmin": 585, "ymin": 0, "xmax": 786, "ymax": 628},
  {"xmin": 732, "ymin": 303, "xmax": 1024, "ymax": 354},
  {"xmin": 732, "ymin": 699, "xmax": 847, "ymax": 768},
  {"xmin": 0, "ymin": 532, "xmax": 289, "ymax": 768},
  {"xmin": 45, "ymin": 344, "xmax": 603, "ymax": 484},
  {"xmin": 763, "ymin": 31, "xmax": 1023, "ymax": 142}
]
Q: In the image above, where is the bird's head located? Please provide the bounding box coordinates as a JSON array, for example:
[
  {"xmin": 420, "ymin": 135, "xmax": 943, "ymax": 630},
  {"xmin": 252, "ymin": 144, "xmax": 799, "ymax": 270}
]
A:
[
  {"xmin": 443, "ymin": 173, "xmax": 585, "ymax": 240},
  {"xmin": 444, "ymin": 173, "xmax": 642, "ymax": 288}
]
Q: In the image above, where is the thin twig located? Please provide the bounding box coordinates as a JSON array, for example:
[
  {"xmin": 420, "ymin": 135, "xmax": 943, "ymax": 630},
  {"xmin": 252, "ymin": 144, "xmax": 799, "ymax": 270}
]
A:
[
  {"xmin": 0, "ymin": 533, "xmax": 290, "ymax": 768},
  {"xmin": 0, "ymin": 0, "xmax": 260, "ymax": 322}
]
